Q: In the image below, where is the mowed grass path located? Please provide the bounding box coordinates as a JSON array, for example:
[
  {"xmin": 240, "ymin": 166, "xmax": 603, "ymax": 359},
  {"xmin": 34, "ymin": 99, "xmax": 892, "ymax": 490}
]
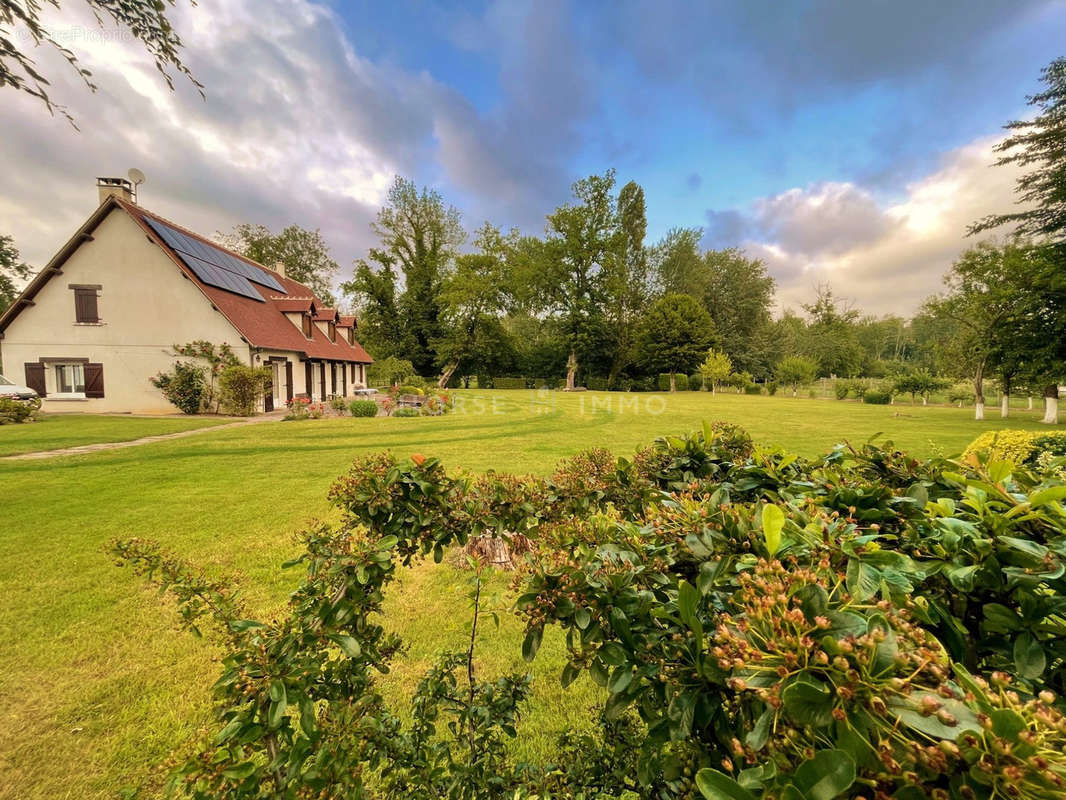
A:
[
  {"xmin": 0, "ymin": 390, "xmax": 1053, "ymax": 798},
  {"xmin": 0, "ymin": 414, "xmax": 232, "ymax": 457}
]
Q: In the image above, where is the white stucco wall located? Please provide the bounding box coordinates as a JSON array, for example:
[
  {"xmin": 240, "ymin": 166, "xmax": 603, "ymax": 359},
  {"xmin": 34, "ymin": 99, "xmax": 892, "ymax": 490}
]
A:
[{"xmin": 0, "ymin": 208, "xmax": 249, "ymax": 414}]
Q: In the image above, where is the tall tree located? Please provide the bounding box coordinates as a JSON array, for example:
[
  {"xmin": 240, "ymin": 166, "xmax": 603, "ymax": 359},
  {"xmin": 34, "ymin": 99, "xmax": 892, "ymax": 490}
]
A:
[
  {"xmin": 1, "ymin": 0, "xmax": 202, "ymax": 124},
  {"xmin": 0, "ymin": 234, "xmax": 32, "ymax": 315},
  {"xmin": 970, "ymin": 58, "xmax": 1066, "ymax": 241},
  {"xmin": 636, "ymin": 293, "xmax": 715, "ymax": 391},
  {"xmin": 651, "ymin": 227, "xmax": 706, "ymax": 298},
  {"xmin": 341, "ymin": 257, "xmax": 407, "ymax": 360},
  {"xmin": 433, "ymin": 224, "xmax": 515, "ymax": 388},
  {"xmin": 220, "ymin": 223, "xmax": 340, "ymax": 306},
  {"xmin": 541, "ymin": 170, "xmax": 619, "ymax": 390},
  {"xmin": 348, "ymin": 177, "xmax": 465, "ymax": 376},
  {"xmin": 801, "ymin": 286, "xmax": 865, "ymax": 378},
  {"xmin": 603, "ymin": 180, "xmax": 650, "ymax": 385},
  {"xmin": 923, "ymin": 241, "xmax": 1034, "ymax": 420},
  {"xmin": 703, "ymin": 248, "xmax": 776, "ymax": 377}
]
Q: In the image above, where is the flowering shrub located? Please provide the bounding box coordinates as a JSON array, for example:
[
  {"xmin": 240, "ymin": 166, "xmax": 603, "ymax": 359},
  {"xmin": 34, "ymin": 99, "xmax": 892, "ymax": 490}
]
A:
[
  {"xmin": 964, "ymin": 429, "xmax": 1066, "ymax": 471},
  {"xmin": 282, "ymin": 396, "xmax": 311, "ymax": 421},
  {"xmin": 0, "ymin": 395, "xmax": 41, "ymax": 424},
  {"xmin": 110, "ymin": 425, "xmax": 1066, "ymax": 799},
  {"xmin": 217, "ymin": 365, "xmax": 271, "ymax": 416}
]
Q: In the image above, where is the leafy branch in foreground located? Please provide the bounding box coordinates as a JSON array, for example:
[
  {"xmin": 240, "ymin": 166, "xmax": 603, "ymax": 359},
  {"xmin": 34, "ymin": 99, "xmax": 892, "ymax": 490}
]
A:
[
  {"xmin": 1, "ymin": 0, "xmax": 202, "ymax": 125},
  {"xmin": 112, "ymin": 426, "xmax": 1066, "ymax": 798}
]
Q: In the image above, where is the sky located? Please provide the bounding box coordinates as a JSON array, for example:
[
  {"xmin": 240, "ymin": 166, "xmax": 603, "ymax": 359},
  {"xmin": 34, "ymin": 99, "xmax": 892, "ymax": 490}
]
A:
[{"xmin": 1, "ymin": 0, "xmax": 1063, "ymax": 315}]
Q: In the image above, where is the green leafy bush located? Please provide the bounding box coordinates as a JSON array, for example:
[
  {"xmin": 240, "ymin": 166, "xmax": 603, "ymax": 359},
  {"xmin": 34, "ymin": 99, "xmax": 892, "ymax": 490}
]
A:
[
  {"xmin": 217, "ymin": 365, "xmax": 271, "ymax": 416},
  {"xmin": 111, "ymin": 426, "xmax": 1066, "ymax": 800},
  {"xmin": 833, "ymin": 381, "xmax": 850, "ymax": 400},
  {"xmin": 586, "ymin": 377, "xmax": 609, "ymax": 391},
  {"xmin": 393, "ymin": 407, "xmax": 420, "ymax": 417},
  {"xmin": 396, "ymin": 385, "xmax": 424, "ymax": 396},
  {"xmin": 493, "ymin": 377, "xmax": 527, "ymax": 390},
  {"xmin": 743, "ymin": 383, "xmax": 761, "ymax": 395},
  {"xmin": 674, "ymin": 373, "xmax": 689, "ymax": 391},
  {"xmin": 349, "ymin": 399, "xmax": 378, "ymax": 417},
  {"xmin": 330, "ymin": 397, "xmax": 348, "ymax": 414},
  {"xmin": 863, "ymin": 389, "xmax": 892, "ymax": 404},
  {"xmin": 657, "ymin": 373, "xmax": 687, "ymax": 391},
  {"xmin": 367, "ymin": 356, "xmax": 416, "ymax": 388},
  {"xmin": 476, "ymin": 374, "xmax": 492, "ymax": 389},
  {"xmin": 150, "ymin": 361, "xmax": 207, "ymax": 414},
  {"xmin": 0, "ymin": 396, "xmax": 40, "ymax": 424},
  {"xmin": 765, "ymin": 380, "xmax": 778, "ymax": 396},
  {"xmin": 688, "ymin": 372, "xmax": 703, "ymax": 391}
]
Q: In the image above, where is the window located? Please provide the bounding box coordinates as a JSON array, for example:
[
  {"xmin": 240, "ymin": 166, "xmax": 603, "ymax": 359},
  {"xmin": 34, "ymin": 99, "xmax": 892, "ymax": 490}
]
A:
[
  {"xmin": 71, "ymin": 285, "xmax": 100, "ymax": 323},
  {"xmin": 55, "ymin": 363, "xmax": 86, "ymax": 395},
  {"xmin": 347, "ymin": 327, "xmax": 355, "ymax": 345},
  {"xmin": 302, "ymin": 313, "xmax": 313, "ymax": 338}
]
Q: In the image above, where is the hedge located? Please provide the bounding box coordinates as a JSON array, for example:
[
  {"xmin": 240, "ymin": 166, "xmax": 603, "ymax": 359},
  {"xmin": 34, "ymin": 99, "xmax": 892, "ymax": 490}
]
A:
[
  {"xmin": 586, "ymin": 377, "xmax": 609, "ymax": 391},
  {"xmin": 743, "ymin": 384, "xmax": 762, "ymax": 395},
  {"xmin": 688, "ymin": 373, "xmax": 703, "ymax": 391},
  {"xmin": 493, "ymin": 377, "xmax": 527, "ymax": 390},
  {"xmin": 657, "ymin": 373, "xmax": 688, "ymax": 391},
  {"xmin": 963, "ymin": 429, "xmax": 1066, "ymax": 465},
  {"xmin": 349, "ymin": 399, "xmax": 378, "ymax": 418},
  {"xmin": 863, "ymin": 389, "xmax": 892, "ymax": 405}
]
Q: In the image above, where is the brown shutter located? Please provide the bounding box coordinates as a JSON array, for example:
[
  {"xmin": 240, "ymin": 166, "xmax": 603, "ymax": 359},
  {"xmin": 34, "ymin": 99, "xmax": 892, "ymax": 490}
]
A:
[
  {"xmin": 24, "ymin": 363, "xmax": 46, "ymax": 397},
  {"xmin": 320, "ymin": 364, "xmax": 326, "ymax": 399},
  {"xmin": 304, "ymin": 361, "xmax": 313, "ymax": 397},
  {"xmin": 342, "ymin": 362, "xmax": 347, "ymax": 396},
  {"xmin": 84, "ymin": 363, "xmax": 104, "ymax": 397},
  {"xmin": 285, "ymin": 361, "xmax": 294, "ymax": 402},
  {"xmin": 74, "ymin": 288, "xmax": 99, "ymax": 323}
]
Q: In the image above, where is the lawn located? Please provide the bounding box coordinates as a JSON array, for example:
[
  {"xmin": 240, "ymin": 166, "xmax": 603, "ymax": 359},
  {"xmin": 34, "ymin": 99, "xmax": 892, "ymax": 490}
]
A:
[
  {"xmin": 0, "ymin": 413, "xmax": 232, "ymax": 457},
  {"xmin": 0, "ymin": 390, "xmax": 1054, "ymax": 798}
]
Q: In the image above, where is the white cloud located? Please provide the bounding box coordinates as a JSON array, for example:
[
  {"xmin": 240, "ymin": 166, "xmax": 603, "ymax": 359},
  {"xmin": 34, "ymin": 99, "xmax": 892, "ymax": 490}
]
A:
[
  {"xmin": 725, "ymin": 136, "xmax": 1023, "ymax": 316},
  {"xmin": 0, "ymin": 0, "xmax": 588, "ymax": 290}
]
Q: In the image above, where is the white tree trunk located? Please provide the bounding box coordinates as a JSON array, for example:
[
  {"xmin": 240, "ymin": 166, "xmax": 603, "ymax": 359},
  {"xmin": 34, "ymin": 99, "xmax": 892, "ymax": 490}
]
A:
[
  {"xmin": 1000, "ymin": 394, "xmax": 1009, "ymax": 419},
  {"xmin": 975, "ymin": 402, "xmax": 985, "ymax": 421},
  {"xmin": 922, "ymin": 396, "xmax": 928, "ymax": 406},
  {"xmin": 1028, "ymin": 396, "xmax": 1034, "ymax": 410},
  {"xmin": 1043, "ymin": 393, "xmax": 1059, "ymax": 425}
]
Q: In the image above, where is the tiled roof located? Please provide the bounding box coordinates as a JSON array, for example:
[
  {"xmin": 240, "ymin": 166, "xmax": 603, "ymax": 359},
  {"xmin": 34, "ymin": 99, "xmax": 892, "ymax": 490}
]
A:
[
  {"xmin": 336, "ymin": 315, "xmax": 356, "ymax": 328},
  {"xmin": 119, "ymin": 200, "xmax": 373, "ymax": 364},
  {"xmin": 313, "ymin": 308, "xmax": 339, "ymax": 322}
]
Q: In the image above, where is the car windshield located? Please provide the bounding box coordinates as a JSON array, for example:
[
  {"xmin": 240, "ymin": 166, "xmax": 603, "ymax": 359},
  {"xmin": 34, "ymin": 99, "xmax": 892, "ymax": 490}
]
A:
[{"xmin": 0, "ymin": 375, "xmax": 13, "ymax": 386}]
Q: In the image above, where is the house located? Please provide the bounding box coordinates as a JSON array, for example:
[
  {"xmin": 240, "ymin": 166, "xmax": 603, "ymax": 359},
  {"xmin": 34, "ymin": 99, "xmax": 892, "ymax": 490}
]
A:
[{"xmin": 0, "ymin": 178, "xmax": 373, "ymax": 414}]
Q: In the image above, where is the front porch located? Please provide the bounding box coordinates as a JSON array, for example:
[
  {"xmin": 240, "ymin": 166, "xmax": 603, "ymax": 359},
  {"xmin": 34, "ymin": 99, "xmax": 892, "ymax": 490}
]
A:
[{"xmin": 261, "ymin": 356, "xmax": 368, "ymax": 412}]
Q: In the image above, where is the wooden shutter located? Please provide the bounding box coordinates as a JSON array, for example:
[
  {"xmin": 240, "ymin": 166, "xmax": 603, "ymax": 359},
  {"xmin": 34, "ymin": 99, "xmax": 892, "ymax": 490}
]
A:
[
  {"xmin": 84, "ymin": 363, "xmax": 105, "ymax": 398},
  {"xmin": 24, "ymin": 363, "xmax": 46, "ymax": 397},
  {"xmin": 74, "ymin": 288, "xmax": 99, "ymax": 323},
  {"xmin": 305, "ymin": 361, "xmax": 313, "ymax": 397},
  {"xmin": 285, "ymin": 361, "xmax": 294, "ymax": 402}
]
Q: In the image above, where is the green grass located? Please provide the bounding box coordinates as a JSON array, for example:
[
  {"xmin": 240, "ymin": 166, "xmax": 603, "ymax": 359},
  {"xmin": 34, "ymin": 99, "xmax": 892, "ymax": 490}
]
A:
[
  {"xmin": 0, "ymin": 413, "xmax": 232, "ymax": 457},
  {"xmin": 0, "ymin": 390, "xmax": 1055, "ymax": 798}
]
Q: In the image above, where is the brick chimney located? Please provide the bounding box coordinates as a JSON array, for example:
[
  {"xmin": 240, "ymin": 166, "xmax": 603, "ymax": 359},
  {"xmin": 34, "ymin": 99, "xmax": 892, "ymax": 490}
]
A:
[{"xmin": 96, "ymin": 177, "xmax": 136, "ymax": 205}]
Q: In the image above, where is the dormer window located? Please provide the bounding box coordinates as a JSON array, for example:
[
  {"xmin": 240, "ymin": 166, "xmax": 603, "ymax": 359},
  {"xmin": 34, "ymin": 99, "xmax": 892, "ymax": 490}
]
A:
[
  {"xmin": 347, "ymin": 327, "xmax": 355, "ymax": 345},
  {"xmin": 328, "ymin": 321, "xmax": 336, "ymax": 342},
  {"xmin": 302, "ymin": 313, "xmax": 313, "ymax": 338}
]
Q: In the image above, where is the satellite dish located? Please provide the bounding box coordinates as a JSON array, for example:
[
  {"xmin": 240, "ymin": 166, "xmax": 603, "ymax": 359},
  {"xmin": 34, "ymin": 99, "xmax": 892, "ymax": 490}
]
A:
[{"xmin": 128, "ymin": 168, "xmax": 146, "ymax": 186}]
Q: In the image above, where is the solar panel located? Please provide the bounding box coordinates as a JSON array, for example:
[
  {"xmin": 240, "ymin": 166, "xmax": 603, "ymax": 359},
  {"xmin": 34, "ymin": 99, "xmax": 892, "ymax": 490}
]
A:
[{"xmin": 144, "ymin": 217, "xmax": 284, "ymax": 297}]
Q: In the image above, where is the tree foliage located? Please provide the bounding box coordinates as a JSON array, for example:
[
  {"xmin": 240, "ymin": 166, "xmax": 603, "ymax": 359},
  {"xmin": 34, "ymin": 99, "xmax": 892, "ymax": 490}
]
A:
[
  {"xmin": 971, "ymin": 57, "xmax": 1066, "ymax": 240},
  {"xmin": 220, "ymin": 223, "xmax": 340, "ymax": 306},
  {"xmin": 0, "ymin": 234, "xmax": 31, "ymax": 314},
  {"xmin": 1, "ymin": 0, "xmax": 202, "ymax": 125},
  {"xmin": 636, "ymin": 293, "xmax": 715, "ymax": 389}
]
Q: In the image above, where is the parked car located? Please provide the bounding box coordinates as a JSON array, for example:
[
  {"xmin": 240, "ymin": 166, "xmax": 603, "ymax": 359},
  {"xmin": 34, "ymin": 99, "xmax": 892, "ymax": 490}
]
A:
[{"xmin": 0, "ymin": 374, "xmax": 39, "ymax": 401}]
